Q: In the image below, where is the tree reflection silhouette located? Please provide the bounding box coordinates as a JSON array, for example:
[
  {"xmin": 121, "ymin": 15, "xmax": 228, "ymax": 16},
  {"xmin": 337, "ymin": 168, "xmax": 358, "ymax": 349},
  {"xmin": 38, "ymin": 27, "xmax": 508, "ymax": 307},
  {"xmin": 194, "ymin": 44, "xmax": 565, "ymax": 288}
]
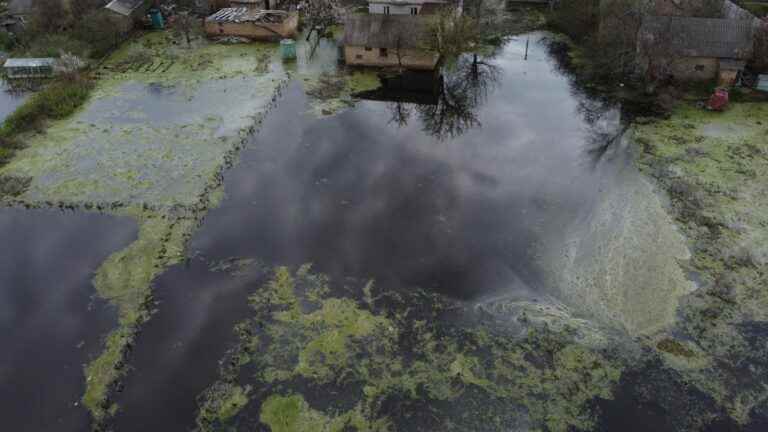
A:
[{"xmin": 383, "ymin": 53, "xmax": 501, "ymax": 141}]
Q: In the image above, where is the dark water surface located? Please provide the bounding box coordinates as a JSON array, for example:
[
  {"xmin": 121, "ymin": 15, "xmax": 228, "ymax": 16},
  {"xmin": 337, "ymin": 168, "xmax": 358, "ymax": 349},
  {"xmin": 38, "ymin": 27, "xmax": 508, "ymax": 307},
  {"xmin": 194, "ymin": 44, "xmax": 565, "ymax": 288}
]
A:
[
  {"xmin": 0, "ymin": 208, "xmax": 136, "ymax": 432},
  {"xmin": 0, "ymin": 81, "xmax": 29, "ymax": 122},
  {"xmin": 113, "ymin": 34, "xmax": 628, "ymax": 431}
]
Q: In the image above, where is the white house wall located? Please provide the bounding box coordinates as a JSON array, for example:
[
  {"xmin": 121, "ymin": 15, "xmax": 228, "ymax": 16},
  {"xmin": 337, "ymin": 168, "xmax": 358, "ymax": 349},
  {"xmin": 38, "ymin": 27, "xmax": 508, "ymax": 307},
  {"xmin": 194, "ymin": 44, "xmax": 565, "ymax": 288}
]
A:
[{"xmin": 369, "ymin": 3, "xmax": 423, "ymax": 15}]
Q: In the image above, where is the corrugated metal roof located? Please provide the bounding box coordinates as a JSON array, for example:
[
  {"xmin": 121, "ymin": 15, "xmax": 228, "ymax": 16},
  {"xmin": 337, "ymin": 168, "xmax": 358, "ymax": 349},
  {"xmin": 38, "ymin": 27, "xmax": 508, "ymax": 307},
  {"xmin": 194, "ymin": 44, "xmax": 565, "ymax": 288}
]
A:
[
  {"xmin": 206, "ymin": 8, "xmax": 291, "ymax": 23},
  {"xmin": 343, "ymin": 15, "xmax": 431, "ymax": 49},
  {"xmin": 4, "ymin": 58, "xmax": 56, "ymax": 68},
  {"xmin": 105, "ymin": 0, "xmax": 147, "ymax": 17},
  {"xmin": 639, "ymin": 16, "xmax": 756, "ymax": 59}
]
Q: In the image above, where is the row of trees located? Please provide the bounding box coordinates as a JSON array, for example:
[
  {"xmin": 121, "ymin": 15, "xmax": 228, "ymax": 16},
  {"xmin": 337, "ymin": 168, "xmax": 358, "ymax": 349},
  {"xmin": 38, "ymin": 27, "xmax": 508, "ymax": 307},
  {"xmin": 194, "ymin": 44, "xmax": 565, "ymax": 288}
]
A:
[{"xmin": 15, "ymin": 0, "xmax": 128, "ymax": 59}]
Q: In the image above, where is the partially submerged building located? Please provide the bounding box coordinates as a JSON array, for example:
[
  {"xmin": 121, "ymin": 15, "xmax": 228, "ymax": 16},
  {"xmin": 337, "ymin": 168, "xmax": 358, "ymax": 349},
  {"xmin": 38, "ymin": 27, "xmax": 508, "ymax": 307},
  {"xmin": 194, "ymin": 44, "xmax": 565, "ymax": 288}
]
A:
[
  {"xmin": 204, "ymin": 8, "xmax": 298, "ymax": 40},
  {"xmin": 342, "ymin": 15, "xmax": 439, "ymax": 70},
  {"xmin": 3, "ymin": 58, "xmax": 56, "ymax": 79},
  {"xmin": 637, "ymin": 16, "xmax": 756, "ymax": 83},
  {"xmin": 342, "ymin": 0, "xmax": 447, "ymax": 70}
]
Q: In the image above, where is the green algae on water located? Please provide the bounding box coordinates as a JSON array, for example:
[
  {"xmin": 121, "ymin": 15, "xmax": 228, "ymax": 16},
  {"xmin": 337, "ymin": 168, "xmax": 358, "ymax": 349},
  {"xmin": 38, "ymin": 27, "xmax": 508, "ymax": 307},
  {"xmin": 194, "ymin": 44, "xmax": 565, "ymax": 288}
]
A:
[
  {"xmin": 195, "ymin": 265, "xmax": 622, "ymax": 432},
  {"xmin": 632, "ymin": 102, "xmax": 768, "ymax": 423}
]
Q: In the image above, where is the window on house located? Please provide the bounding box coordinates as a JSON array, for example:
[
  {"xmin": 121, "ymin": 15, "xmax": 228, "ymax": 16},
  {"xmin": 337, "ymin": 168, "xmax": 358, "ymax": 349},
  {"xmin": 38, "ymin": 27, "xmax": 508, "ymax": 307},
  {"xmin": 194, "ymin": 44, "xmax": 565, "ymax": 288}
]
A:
[
  {"xmin": 383, "ymin": 5, "xmax": 390, "ymax": 14},
  {"xmin": 694, "ymin": 64, "xmax": 705, "ymax": 72},
  {"xmin": 356, "ymin": 54, "xmax": 363, "ymax": 60},
  {"xmin": 365, "ymin": 47, "xmax": 372, "ymax": 51},
  {"xmin": 411, "ymin": 7, "xmax": 418, "ymax": 15},
  {"xmin": 380, "ymin": 48, "xmax": 388, "ymax": 58}
]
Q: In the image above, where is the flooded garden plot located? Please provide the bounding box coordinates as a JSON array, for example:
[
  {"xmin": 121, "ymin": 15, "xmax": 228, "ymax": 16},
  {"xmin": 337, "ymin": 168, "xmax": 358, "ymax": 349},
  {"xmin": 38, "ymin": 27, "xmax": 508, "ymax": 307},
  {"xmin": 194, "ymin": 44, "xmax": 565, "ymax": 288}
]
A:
[
  {"xmin": 0, "ymin": 208, "xmax": 136, "ymax": 432},
  {"xmin": 0, "ymin": 29, "xmax": 379, "ymax": 426},
  {"xmin": 0, "ymin": 17, "xmax": 766, "ymax": 431},
  {"xmin": 98, "ymin": 33, "xmax": 752, "ymax": 431}
]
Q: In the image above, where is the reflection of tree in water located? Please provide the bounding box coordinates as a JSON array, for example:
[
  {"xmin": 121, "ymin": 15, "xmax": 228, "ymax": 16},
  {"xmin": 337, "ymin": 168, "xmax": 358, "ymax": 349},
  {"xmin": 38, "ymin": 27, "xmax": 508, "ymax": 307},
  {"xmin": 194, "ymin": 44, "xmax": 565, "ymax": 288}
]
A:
[
  {"xmin": 387, "ymin": 53, "xmax": 501, "ymax": 141},
  {"xmin": 543, "ymin": 36, "xmax": 666, "ymax": 171}
]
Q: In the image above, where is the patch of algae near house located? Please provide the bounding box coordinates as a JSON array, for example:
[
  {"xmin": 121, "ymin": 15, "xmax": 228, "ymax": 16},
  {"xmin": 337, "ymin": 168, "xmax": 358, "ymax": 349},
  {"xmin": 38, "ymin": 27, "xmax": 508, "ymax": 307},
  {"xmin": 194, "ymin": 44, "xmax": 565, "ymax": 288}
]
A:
[
  {"xmin": 195, "ymin": 265, "xmax": 622, "ymax": 432},
  {"xmin": 632, "ymin": 102, "xmax": 768, "ymax": 423}
]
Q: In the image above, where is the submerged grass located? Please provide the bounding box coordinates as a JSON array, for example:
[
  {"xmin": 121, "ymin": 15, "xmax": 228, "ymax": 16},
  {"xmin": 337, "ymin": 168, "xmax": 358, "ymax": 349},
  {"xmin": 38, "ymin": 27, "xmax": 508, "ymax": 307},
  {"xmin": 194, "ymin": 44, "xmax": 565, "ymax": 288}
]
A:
[
  {"xmin": 196, "ymin": 265, "xmax": 622, "ymax": 432},
  {"xmin": 83, "ymin": 208, "xmax": 194, "ymax": 422},
  {"xmin": 633, "ymin": 102, "xmax": 768, "ymax": 423}
]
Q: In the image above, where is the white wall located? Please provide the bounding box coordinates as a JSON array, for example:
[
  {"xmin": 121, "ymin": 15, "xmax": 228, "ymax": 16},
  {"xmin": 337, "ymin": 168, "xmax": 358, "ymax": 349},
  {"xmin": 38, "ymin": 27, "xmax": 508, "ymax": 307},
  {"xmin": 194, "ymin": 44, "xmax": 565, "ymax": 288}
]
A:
[{"xmin": 369, "ymin": 3, "xmax": 423, "ymax": 15}]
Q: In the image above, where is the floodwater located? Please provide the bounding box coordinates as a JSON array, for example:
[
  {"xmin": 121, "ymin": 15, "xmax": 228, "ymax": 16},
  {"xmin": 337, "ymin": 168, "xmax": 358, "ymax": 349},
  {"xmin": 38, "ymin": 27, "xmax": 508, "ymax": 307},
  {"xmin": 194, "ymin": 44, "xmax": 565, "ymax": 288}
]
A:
[
  {"xmin": 5, "ymin": 33, "xmax": 760, "ymax": 431},
  {"xmin": 113, "ymin": 33, "xmax": 631, "ymax": 430},
  {"xmin": 0, "ymin": 80, "xmax": 28, "ymax": 122},
  {"xmin": 0, "ymin": 208, "xmax": 137, "ymax": 432}
]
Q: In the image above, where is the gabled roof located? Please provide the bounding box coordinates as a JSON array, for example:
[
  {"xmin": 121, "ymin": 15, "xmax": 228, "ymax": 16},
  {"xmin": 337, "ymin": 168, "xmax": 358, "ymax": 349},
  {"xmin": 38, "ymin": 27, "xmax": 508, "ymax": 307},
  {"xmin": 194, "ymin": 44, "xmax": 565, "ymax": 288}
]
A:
[
  {"xmin": 343, "ymin": 15, "xmax": 431, "ymax": 50},
  {"xmin": 105, "ymin": 0, "xmax": 148, "ymax": 17},
  {"xmin": 640, "ymin": 16, "xmax": 756, "ymax": 59}
]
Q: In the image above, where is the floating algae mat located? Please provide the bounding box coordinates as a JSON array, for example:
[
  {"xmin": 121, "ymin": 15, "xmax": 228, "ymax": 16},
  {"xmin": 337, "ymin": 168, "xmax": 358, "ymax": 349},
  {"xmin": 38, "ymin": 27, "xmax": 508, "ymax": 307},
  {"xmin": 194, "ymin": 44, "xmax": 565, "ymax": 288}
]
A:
[{"xmin": 194, "ymin": 265, "xmax": 622, "ymax": 432}]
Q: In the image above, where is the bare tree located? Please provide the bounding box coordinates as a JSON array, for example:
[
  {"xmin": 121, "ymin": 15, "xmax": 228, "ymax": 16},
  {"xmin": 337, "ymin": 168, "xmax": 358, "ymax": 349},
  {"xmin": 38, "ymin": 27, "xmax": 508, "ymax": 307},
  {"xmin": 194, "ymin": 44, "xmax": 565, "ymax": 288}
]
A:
[
  {"xmin": 387, "ymin": 101, "xmax": 414, "ymax": 127},
  {"xmin": 754, "ymin": 22, "xmax": 768, "ymax": 71},
  {"xmin": 174, "ymin": 11, "xmax": 197, "ymax": 46},
  {"xmin": 422, "ymin": 6, "xmax": 480, "ymax": 61},
  {"xmin": 301, "ymin": 0, "xmax": 340, "ymax": 42},
  {"xmin": 637, "ymin": 17, "xmax": 677, "ymax": 88},
  {"xmin": 416, "ymin": 53, "xmax": 500, "ymax": 140},
  {"xmin": 29, "ymin": 0, "xmax": 68, "ymax": 33}
]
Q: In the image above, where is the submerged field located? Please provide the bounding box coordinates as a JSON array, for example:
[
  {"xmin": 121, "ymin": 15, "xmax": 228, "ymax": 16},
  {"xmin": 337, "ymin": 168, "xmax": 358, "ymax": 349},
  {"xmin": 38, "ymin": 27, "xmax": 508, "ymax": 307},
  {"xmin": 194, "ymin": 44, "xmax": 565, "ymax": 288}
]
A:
[{"xmin": 0, "ymin": 25, "xmax": 766, "ymax": 432}]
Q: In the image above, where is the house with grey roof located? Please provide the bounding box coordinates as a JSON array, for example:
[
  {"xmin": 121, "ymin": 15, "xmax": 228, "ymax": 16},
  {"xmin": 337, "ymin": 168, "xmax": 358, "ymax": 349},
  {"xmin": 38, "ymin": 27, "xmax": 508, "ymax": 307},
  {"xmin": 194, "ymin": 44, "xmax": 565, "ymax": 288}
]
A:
[
  {"xmin": 343, "ymin": 14, "xmax": 439, "ymax": 70},
  {"xmin": 637, "ymin": 16, "xmax": 757, "ymax": 83},
  {"xmin": 342, "ymin": 0, "xmax": 450, "ymax": 70}
]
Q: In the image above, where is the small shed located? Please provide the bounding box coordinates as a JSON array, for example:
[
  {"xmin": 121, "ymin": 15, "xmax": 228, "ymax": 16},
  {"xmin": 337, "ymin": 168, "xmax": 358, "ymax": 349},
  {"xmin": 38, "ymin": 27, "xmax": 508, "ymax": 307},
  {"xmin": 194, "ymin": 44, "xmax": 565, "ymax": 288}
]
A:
[
  {"xmin": 104, "ymin": 0, "xmax": 152, "ymax": 32},
  {"xmin": 104, "ymin": 0, "xmax": 149, "ymax": 17},
  {"xmin": 3, "ymin": 58, "xmax": 56, "ymax": 79},
  {"xmin": 638, "ymin": 16, "xmax": 756, "ymax": 83}
]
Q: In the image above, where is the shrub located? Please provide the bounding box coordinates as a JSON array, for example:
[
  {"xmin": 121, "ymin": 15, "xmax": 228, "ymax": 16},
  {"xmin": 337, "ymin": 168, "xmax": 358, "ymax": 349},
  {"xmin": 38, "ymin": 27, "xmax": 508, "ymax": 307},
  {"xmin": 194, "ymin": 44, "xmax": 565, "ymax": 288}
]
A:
[
  {"xmin": 23, "ymin": 34, "xmax": 92, "ymax": 59},
  {"xmin": 0, "ymin": 31, "xmax": 16, "ymax": 51},
  {"xmin": 70, "ymin": 10, "xmax": 129, "ymax": 59},
  {"xmin": 0, "ymin": 77, "xmax": 94, "ymax": 137}
]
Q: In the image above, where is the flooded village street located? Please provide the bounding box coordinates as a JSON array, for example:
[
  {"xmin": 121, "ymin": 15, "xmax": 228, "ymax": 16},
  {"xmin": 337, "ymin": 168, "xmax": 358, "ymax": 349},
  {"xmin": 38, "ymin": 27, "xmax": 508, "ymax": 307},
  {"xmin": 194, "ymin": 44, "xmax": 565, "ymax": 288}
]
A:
[{"xmin": 1, "ymin": 2, "xmax": 768, "ymax": 431}]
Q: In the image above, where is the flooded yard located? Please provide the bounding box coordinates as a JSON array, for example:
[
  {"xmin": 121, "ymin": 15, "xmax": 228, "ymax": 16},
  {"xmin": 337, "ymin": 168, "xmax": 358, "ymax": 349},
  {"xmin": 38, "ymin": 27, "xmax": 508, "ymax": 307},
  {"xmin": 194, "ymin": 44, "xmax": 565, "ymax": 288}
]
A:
[
  {"xmin": 0, "ymin": 208, "xmax": 136, "ymax": 431},
  {"xmin": 1, "ymin": 26, "xmax": 766, "ymax": 432}
]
